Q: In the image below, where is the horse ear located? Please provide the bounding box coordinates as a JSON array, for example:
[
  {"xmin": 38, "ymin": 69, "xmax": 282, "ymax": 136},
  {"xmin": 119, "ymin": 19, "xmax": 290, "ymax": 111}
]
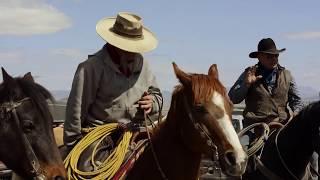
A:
[
  {"xmin": 1, "ymin": 67, "xmax": 14, "ymax": 83},
  {"xmin": 208, "ymin": 64, "xmax": 219, "ymax": 79},
  {"xmin": 172, "ymin": 62, "xmax": 191, "ymax": 86},
  {"xmin": 23, "ymin": 72, "xmax": 35, "ymax": 82}
]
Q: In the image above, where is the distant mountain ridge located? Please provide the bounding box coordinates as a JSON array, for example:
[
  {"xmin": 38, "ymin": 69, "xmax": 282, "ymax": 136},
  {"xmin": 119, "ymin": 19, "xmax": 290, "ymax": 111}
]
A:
[
  {"xmin": 299, "ymin": 86, "xmax": 319, "ymax": 102},
  {"xmin": 50, "ymin": 89, "xmax": 173, "ymax": 110},
  {"xmin": 49, "ymin": 86, "xmax": 319, "ymax": 121},
  {"xmin": 51, "ymin": 90, "xmax": 70, "ymax": 102},
  {"xmin": 51, "ymin": 85, "xmax": 319, "ymax": 106}
]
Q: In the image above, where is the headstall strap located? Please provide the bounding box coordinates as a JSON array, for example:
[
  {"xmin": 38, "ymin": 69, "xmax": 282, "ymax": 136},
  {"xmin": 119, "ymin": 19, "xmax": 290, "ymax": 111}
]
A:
[
  {"xmin": 0, "ymin": 97, "xmax": 44, "ymax": 178},
  {"xmin": 182, "ymin": 95, "xmax": 218, "ymax": 159},
  {"xmin": 0, "ymin": 98, "xmax": 30, "ymax": 112}
]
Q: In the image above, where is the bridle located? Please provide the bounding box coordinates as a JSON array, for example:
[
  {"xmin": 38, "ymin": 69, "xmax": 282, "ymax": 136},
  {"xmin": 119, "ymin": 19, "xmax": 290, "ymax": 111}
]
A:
[
  {"xmin": 0, "ymin": 97, "xmax": 45, "ymax": 180},
  {"xmin": 183, "ymin": 95, "xmax": 219, "ymax": 159},
  {"xmin": 144, "ymin": 93, "xmax": 220, "ymax": 180}
]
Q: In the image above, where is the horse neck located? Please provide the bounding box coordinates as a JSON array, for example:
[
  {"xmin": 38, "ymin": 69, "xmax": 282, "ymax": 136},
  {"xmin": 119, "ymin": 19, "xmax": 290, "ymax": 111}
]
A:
[
  {"xmin": 275, "ymin": 114, "xmax": 314, "ymax": 178},
  {"xmin": 150, "ymin": 101, "xmax": 202, "ymax": 179}
]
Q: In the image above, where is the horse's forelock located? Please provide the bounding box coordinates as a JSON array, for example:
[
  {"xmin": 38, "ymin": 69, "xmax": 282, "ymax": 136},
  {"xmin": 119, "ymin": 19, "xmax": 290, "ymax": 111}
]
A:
[
  {"xmin": 172, "ymin": 74, "xmax": 228, "ymax": 105},
  {"xmin": 190, "ymin": 74, "xmax": 227, "ymax": 104},
  {"xmin": 0, "ymin": 77, "xmax": 54, "ymax": 123},
  {"xmin": 17, "ymin": 78, "xmax": 53, "ymax": 117}
]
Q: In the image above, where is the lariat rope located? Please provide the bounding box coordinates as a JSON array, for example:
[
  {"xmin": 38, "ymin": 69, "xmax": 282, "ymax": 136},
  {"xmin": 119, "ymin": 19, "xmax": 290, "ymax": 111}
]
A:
[
  {"xmin": 63, "ymin": 123, "xmax": 132, "ymax": 180},
  {"xmin": 63, "ymin": 88, "xmax": 163, "ymax": 180},
  {"xmin": 237, "ymin": 122, "xmax": 270, "ymax": 157}
]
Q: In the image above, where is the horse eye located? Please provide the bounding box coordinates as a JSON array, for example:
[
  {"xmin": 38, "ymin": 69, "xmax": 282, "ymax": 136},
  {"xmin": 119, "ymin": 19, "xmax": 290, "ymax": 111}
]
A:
[
  {"xmin": 22, "ymin": 120, "xmax": 35, "ymax": 133},
  {"xmin": 194, "ymin": 104, "xmax": 207, "ymax": 113}
]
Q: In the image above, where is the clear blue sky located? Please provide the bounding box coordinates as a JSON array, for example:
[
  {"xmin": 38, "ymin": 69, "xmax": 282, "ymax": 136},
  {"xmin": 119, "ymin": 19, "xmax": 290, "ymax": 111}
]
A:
[{"xmin": 1, "ymin": 0, "xmax": 320, "ymax": 93}]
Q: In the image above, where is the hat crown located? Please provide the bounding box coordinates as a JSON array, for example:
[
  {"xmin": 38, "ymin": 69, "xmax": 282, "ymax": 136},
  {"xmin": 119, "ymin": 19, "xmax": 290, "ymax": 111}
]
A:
[
  {"xmin": 249, "ymin": 38, "xmax": 285, "ymax": 58},
  {"xmin": 112, "ymin": 12, "xmax": 143, "ymax": 37},
  {"xmin": 257, "ymin": 38, "xmax": 277, "ymax": 51},
  {"xmin": 117, "ymin": 13, "xmax": 142, "ymax": 28}
]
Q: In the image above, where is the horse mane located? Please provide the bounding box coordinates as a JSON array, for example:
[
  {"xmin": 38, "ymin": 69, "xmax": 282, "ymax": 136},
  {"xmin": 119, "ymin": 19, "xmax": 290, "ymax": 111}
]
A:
[
  {"xmin": 0, "ymin": 77, "xmax": 54, "ymax": 122},
  {"xmin": 286, "ymin": 101, "xmax": 320, "ymax": 134},
  {"xmin": 291, "ymin": 101, "xmax": 320, "ymax": 124},
  {"xmin": 302, "ymin": 100, "xmax": 320, "ymax": 116}
]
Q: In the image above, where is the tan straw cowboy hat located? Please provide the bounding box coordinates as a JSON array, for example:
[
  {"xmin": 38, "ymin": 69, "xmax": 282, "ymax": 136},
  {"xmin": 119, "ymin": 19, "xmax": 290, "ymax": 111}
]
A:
[{"xmin": 96, "ymin": 12, "xmax": 158, "ymax": 53}]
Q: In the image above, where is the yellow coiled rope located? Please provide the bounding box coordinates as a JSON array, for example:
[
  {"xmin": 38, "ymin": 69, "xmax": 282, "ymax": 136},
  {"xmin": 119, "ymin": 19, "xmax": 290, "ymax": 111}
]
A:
[{"xmin": 63, "ymin": 123, "xmax": 132, "ymax": 180}]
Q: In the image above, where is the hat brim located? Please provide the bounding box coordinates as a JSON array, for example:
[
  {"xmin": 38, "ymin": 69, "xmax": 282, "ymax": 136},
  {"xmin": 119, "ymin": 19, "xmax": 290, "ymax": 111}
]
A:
[
  {"xmin": 96, "ymin": 17, "xmax": 158, "ymax": 53},
  {"xmin": 249, "ymin": 48, "xmax": 286, "ymax": 58}
]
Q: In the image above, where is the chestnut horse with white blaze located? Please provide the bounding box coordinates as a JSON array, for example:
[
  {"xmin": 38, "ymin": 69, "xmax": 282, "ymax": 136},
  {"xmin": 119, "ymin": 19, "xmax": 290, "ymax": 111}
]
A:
[{"xmin": 125, "ymin": 63, "xmax": 247, "ymax": 180}]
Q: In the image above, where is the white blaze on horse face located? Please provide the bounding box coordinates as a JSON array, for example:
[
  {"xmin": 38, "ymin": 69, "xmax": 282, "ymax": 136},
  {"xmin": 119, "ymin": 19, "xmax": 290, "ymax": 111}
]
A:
[{"xmin": 211, "ymin": 91, "xmax": 246, "ymax": 160}]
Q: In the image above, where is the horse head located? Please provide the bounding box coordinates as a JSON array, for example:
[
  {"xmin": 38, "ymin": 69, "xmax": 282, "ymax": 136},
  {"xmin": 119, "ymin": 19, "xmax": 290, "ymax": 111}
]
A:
[
  {"xmin": 172, "ymin": 63, "xmax": 247, "ymax": 176},
  {"xmin": 0, "ymin": 68, "xmax": 66, "ymax": 179}
]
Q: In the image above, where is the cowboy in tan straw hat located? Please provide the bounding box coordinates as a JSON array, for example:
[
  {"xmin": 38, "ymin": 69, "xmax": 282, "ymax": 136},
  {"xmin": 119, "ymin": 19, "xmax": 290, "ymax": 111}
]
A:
[{"xmin": 63, "ymin": 12, "xmax": 163, "ymax": 151}]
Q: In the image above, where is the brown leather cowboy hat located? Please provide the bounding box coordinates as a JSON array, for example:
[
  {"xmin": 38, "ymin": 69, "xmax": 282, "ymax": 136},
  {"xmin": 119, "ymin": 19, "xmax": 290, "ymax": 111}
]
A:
[
  {"xmin": 96, "ymin": 12, "xmax": 158, "ymax": 53},
  {"xmin": 249, "ymin": 38, "xmax": 286, "ymax": 58}
]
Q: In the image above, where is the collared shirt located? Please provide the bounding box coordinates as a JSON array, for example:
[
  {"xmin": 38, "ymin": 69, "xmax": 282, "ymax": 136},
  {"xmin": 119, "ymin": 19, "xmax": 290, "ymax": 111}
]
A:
[{"xmin": 259, "ymin": 64, "xmax": 278, "ymax": 93}]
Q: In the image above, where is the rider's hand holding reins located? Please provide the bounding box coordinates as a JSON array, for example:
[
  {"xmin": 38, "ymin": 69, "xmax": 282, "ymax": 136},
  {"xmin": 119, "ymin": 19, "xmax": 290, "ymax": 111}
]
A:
[
  {"xmin": 244, "ymin": 65, "xmax": 263, "ymax": 87},
  {"xmin": 138, "ymin": 91, "xmax": 153, "ymax": 114}
]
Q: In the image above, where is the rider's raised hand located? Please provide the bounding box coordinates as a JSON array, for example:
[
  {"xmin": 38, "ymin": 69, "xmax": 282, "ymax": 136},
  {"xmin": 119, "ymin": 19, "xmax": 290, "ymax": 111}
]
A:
[{"xmin": 244, "ymin": 65, "xmax": 262, "ymax": 87}]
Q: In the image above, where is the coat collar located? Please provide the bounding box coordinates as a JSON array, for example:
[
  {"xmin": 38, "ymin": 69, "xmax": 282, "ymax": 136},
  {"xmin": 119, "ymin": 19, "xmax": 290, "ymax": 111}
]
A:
[{"xmin": 93, "ymin": 47, "xmax": 143, "ymax": 75}]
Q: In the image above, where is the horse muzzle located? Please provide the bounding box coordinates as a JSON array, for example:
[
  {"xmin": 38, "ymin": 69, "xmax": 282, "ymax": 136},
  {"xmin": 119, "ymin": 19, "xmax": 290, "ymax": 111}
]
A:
[{"xmin": 221, "ymin": 150, "xmax": 248, "ymax": 176}]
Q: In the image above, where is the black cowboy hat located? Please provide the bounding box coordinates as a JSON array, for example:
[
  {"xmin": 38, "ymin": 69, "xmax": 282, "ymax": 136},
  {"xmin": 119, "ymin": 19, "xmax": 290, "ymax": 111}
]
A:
[{"xmin": 249, "ymin": 38, "xmax": 286, "ymax": 58}]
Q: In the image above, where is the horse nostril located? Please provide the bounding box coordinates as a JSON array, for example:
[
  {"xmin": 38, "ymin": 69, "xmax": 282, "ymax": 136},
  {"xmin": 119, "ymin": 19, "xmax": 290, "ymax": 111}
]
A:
[
  {"xmin": 54, "ymin": 176, "xmax": 65, "ymax": 180},
  {"xmin": 224, "ymin": 151, "xmax": 237, "ymax": 166}
]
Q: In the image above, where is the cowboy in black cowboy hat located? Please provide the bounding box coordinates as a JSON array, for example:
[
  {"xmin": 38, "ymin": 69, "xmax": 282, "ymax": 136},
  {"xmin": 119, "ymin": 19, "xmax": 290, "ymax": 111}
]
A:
[
  {"xmin": 228, "ymin": 38, "xmax": 320, "ymax": 180},
  {"xmin": 229, "ymin": 38, "xmax": 303, "ymax": 127}
]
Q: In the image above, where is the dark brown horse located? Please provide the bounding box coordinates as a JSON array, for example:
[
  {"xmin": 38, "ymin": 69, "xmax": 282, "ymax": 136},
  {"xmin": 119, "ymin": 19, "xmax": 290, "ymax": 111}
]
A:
[
  {"xmin": 244, "ymin": 101, "xmax": 320, "ymax": 180},
  {"xmin": 126, "ymin": 63, "xmax": 247, "ymax": 180},
  {"xmin": 0, "ymin": 68, "xmax": 66, "ymax": 179}
]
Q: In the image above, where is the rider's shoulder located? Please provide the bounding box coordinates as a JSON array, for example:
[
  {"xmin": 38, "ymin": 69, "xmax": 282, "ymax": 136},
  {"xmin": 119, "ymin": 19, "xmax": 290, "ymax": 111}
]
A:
[{"xmin": 81, "ymin": 50, "xmax": 105, "ymax": 66}]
